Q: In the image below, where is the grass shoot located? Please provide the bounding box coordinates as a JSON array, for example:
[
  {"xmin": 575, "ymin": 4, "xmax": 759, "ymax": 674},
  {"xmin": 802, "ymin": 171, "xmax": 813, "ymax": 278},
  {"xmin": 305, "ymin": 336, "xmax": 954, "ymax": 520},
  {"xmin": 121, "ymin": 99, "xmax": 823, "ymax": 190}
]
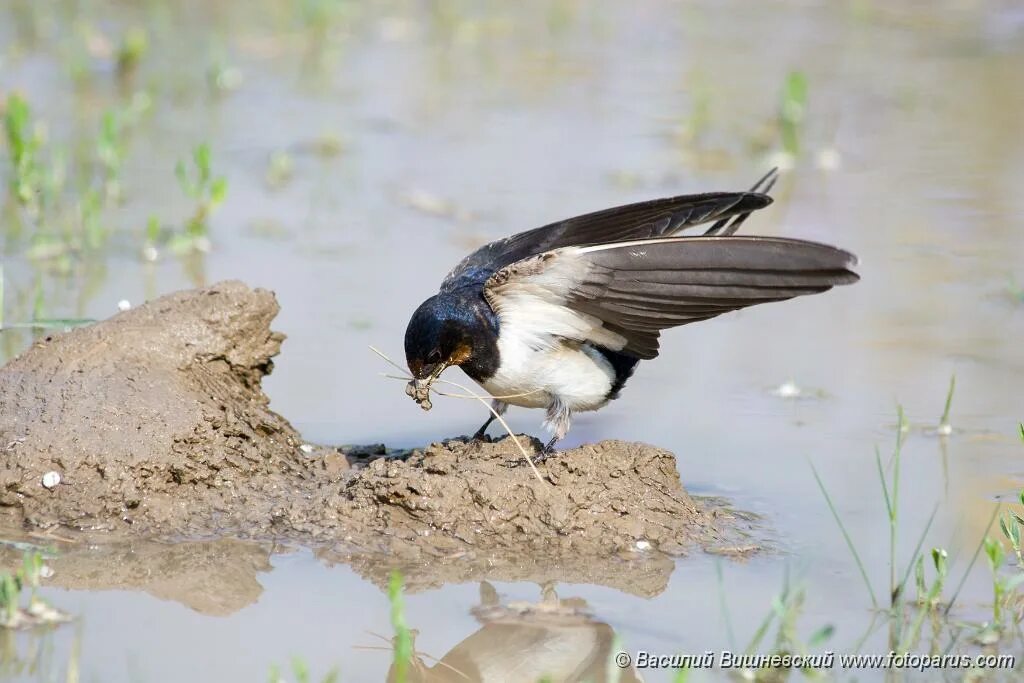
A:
[
  {"xmin": 389, "ymin": 571, "xmax": 412, "ymax": 683},
  {"xmin": 0, "ymin": 551, "xmax": 69, "ymax": 630},
  {"xmin": 172, "ymin": 142, "xmax": 228, "ymax": 254},
  {"xmin": 779, "ymin": 71, "xmax": 808, "ymax": 157},
  {"xmin": 814, "ymin": 403, "xmax": 1024, "ymax": 655}
]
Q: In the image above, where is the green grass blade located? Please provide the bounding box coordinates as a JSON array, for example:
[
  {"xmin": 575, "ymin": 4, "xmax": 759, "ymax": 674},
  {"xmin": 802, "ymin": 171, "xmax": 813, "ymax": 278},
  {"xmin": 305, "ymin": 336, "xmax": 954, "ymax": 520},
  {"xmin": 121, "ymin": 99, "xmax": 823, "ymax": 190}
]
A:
[
  {"xmin": 744, "ymin": 602, "xmax": 778, "ymax": 655},
  {"xmin": 875, "ymin": 447, "xmax": 893, "ymax": 521},
  {"xmin": 810, "ymin": 460, "xmax": 879, "ymax": 608},
  {"xmin": 939, "ymin": 374, "xmax": 956, "ymax": 427},
  {"xmin": 944, "ymin": 504, "xmax": 1000, "ymax": 616},
  {"xmin": 894, "ymin": 503, "xmax": 939, "ymax": 605},
  {"xmin": 888, "ymin": 406, "xmax": 905, "ymax": 607},
  {"xmin": 388, "ymin": 571, "xmax": 412, "ymax": 683},
  {"xmin": 290, "ymin": 657, "xmax": 309, "ymax": 683}
]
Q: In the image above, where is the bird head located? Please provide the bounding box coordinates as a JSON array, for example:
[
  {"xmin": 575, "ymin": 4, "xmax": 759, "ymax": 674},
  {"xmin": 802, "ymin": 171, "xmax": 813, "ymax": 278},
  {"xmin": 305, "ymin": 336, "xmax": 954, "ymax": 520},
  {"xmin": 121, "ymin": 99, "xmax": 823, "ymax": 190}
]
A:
[{"xmin": 403, "ymin": 295, "xmax": 475, "ymax": 409}]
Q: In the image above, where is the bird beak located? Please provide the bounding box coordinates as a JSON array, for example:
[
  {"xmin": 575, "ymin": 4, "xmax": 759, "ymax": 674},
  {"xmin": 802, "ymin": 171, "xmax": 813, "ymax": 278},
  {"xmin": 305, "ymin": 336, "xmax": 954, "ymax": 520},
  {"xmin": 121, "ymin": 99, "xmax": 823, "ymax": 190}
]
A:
[{"xmin": 405, "ymin": 362, "xmax": 449, "ymax": 411}]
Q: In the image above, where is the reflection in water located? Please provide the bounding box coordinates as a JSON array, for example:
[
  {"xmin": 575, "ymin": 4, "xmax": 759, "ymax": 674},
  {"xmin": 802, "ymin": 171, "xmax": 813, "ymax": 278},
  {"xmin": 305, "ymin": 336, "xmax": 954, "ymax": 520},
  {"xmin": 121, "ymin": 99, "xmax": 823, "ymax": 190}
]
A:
[
  {"xmin": 0, "ymin": 537, "xmax": 274, "ymax": 616},
  {"xmin": 0, "ymin": 626, "xmax": 79, "ymax": 682},
  {"xmin": 322, "ymin": 543, "xmax": 678, "ymax": 600},
  {"xmin": 386, "ymin": 582, "xmax": 642, "ymax": 683}
]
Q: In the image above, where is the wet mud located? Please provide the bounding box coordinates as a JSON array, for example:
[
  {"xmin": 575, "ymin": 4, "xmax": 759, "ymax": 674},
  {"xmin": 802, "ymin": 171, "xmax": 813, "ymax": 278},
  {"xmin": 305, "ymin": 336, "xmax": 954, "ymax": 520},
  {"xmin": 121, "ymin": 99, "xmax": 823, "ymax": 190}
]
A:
[
  {"xmin": 0, "ymin": 281, "xmax": 759, "ymax": 593},
  {"xmin": 0, "ymin": 280, "xmax": 308, "ymax": 534}
]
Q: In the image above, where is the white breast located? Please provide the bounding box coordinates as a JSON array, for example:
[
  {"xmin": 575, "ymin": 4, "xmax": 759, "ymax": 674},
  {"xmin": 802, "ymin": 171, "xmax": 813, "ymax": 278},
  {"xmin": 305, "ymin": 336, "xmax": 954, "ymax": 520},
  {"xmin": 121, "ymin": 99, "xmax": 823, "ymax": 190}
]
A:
[{"xmin": 478, "ymin": 330, "xmax": 615, "ymax": 412}]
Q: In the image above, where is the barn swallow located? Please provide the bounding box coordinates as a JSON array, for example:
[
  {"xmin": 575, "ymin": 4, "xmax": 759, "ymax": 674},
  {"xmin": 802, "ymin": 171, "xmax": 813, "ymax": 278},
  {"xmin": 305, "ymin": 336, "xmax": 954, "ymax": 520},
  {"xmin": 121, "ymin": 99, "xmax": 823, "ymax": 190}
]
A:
[{"xmin": 404, "ymin": 169, "xmax": 858, "ymax": 456}]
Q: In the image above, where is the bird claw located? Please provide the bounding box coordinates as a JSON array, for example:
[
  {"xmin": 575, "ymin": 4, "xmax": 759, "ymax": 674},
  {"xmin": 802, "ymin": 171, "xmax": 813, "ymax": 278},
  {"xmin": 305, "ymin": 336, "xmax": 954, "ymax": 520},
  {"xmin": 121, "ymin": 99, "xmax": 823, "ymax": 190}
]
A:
[{"xmin": 504, "ymin": 444, "xmax": 558, "ymax": 469}]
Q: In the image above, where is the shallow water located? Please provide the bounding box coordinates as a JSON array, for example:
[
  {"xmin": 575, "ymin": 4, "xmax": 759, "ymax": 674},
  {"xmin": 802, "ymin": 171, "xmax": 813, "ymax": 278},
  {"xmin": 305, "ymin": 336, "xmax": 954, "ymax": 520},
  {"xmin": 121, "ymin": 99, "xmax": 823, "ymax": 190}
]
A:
[{"xmin": 1, "ymin": 1, "xmax": 1023, "ymax": 681}]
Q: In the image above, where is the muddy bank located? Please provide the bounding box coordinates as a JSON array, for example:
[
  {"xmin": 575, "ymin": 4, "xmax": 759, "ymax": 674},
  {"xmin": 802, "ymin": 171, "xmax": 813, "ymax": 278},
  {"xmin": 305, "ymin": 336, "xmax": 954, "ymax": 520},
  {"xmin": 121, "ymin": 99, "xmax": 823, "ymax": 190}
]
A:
[
  {"xmin": 0, "ymin": 281, "xmax": 310, "ymax": 533},
  {"xmin": 0, "ymin": 281, "xmax": 759, "ymax": 593},
  {"xmin": 318, "ymin": 436, "xmax": 760, "ymax": 595}
]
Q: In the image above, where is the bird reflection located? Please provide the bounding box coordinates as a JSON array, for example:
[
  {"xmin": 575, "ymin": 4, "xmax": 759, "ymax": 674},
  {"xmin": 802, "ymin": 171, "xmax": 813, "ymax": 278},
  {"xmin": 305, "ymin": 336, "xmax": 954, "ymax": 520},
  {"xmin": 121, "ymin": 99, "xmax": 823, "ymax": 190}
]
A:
[{"xmin": 386, "ymin": 581, "xmax": 643, "ymax": 682}]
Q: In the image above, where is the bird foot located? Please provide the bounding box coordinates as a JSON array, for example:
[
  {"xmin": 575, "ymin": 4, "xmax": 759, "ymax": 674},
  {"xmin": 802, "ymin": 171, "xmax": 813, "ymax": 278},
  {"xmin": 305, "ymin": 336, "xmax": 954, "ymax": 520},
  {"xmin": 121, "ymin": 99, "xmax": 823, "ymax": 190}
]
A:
[{"xmin": 504, "ymin": 442, "xmax": 558, "ymax": 469}]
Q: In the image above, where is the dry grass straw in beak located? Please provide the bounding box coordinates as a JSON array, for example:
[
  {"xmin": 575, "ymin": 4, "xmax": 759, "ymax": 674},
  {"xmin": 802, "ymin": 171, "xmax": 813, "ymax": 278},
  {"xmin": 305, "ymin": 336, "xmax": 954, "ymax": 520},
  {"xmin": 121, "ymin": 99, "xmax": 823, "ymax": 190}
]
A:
[{"xmin": 370, "ymin": 346, "xmax": 547, "ymax": 484}]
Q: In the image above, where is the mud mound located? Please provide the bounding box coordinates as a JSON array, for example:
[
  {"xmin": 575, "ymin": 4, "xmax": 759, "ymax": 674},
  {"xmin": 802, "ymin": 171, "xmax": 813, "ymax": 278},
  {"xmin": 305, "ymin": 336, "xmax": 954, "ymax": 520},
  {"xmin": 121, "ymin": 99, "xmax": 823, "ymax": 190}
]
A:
[
  {"xmin": 0, "ymin": 280, "xmax": 311, "ymax": 533},
  {"xmin": 0, "ymin": 281, "xmax": 759, "ymax": 594},
  {"xmin": 341, "ymin": 437, "xmax": 702, "ymax": 555},
  {"xmin": 314, "ymin": 436, "xmax": 747, "ymax": 595}
]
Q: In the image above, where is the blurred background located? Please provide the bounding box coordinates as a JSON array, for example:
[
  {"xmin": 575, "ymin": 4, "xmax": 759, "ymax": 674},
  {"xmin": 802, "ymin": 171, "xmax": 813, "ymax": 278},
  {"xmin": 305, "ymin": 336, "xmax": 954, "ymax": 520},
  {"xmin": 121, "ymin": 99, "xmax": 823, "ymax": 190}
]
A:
[{"xmin": 1, "ymin": 1, "xmax": 1023, "ymax": 681}]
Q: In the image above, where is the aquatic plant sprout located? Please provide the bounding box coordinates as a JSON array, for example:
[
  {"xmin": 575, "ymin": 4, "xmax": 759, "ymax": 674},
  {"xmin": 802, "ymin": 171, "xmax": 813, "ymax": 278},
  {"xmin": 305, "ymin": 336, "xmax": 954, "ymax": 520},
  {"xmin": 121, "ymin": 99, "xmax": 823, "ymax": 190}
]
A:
[
  {"xmin": 388, "ymin": 571, "xmax": 412, "ymax": 683},
  {"xmin": 0, "ymin": 550, "xmax": 70, "ymax": 630},
  {"xmin": 811, "ymin": 405, "xmax": 1024, "ymax": 652},
  {"xmin": 937, "ymin": 374, "xmax": 956, "ymax": 435},
  {"xmin": 3, "ymin": 93, "xmax": 44, "ymax": 211},
  {"xmin": 173, "ymin": 142, "xmax": 228, "ymax": 253}
]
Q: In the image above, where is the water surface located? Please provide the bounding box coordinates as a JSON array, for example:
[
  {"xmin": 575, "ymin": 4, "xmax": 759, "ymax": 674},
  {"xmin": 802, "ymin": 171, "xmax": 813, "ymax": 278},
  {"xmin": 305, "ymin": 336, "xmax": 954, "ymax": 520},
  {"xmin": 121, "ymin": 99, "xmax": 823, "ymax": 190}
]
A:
[{"xmin": 1, "ymin": 1, "xmax": 1023, "ymax": 680}]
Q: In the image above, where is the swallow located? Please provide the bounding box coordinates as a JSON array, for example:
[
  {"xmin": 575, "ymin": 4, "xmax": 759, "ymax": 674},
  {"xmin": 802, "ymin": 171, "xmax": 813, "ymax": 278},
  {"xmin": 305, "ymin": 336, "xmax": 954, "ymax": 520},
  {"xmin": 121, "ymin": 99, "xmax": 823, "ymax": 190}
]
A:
[{"xmin": 404, "ymin": 169, "xmax": 858, "ymax": 456}]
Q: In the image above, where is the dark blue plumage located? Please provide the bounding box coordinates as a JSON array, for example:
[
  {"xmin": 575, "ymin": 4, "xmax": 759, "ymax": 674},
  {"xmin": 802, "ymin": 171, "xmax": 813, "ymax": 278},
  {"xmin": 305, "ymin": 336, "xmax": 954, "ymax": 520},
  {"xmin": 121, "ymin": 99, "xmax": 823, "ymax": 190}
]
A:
[{"xmin": 405, "ymin": 289, "xmax": 499, "ymax": 383}]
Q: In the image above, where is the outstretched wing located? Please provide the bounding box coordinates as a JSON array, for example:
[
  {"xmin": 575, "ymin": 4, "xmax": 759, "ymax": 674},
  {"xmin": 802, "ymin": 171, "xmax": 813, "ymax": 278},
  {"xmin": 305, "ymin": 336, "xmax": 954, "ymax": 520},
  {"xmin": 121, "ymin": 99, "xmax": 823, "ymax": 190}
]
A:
[
  {"xmin": 483, "ymin": 236, "xmax": 859, "ymax": 360},
  {"xmin": 442, "ymin": 171, "xmax": 779, "ymax": 292}
]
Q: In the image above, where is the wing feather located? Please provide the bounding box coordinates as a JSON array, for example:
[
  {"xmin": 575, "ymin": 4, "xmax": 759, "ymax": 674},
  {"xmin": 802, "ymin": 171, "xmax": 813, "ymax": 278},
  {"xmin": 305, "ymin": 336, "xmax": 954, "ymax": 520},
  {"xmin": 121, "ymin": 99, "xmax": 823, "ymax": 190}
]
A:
[
  {"xmin": 443, "ymin": 190, "xmax": 774, "ymax": 291},
  {"xmin": 483, "ymin": 253, "xmax": 628, "ymax": 352},
  {"xmin": 484, "ymin": 236, "xmax": 858, "ymax": 359}
]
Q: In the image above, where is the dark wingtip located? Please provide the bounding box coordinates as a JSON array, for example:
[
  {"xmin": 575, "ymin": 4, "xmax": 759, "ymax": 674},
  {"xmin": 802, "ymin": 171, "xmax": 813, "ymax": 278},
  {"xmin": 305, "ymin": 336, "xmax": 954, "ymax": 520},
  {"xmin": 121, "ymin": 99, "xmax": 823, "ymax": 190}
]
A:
[
  {"xmin": 825, "ymin": 247, "xmax": 860, "ymax": 286},
  {"xmin": 836, "ymin": 269, "xmax": 861, "ymax": 285},
  {"xmin": 745, "ymin": 191, "xmax": 774, "ymax": 208},
  {"xmin": 705, "ymin": 191, "xmax": 773, "ymax": 237},
  {"xmin": 744, "ymin": 167, "xmax": 780, "ymax": 207},
  {"xmin": 836, "ymin": 247, "xmax": 860, "ymax": 270}
]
